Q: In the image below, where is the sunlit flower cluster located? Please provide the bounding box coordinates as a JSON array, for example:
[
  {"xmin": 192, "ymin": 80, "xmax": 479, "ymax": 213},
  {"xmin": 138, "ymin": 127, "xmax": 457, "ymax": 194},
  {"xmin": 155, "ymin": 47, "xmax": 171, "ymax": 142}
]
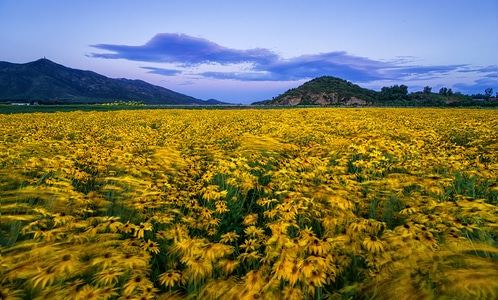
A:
[{"xmin": 1, "ymin": 108, "xmax": 497, "ymax": 299}]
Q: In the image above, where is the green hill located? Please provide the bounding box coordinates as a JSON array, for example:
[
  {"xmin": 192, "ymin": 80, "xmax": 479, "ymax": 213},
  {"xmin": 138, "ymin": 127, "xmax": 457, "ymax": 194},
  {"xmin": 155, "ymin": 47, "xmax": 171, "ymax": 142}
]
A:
[{"xmin": 269, "ymin": 76, "xmax": 378, "ymax": 106}]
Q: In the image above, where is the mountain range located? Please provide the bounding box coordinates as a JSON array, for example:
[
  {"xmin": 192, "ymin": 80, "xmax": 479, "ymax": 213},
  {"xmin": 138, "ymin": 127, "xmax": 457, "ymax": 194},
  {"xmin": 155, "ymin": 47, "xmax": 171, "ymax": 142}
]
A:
[
  {"xmin": 1, "ymin": 59, "xmax": 493, "ymax": 107},
  {"xmin": 0, "ymin": 58, "xmax": 225, "ymax": 105}
]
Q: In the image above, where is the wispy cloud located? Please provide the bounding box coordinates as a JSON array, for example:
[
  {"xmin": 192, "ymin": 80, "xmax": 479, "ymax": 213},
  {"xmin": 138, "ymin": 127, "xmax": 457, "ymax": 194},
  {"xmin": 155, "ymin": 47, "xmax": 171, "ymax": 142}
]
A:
[
  {"xmin": 477, "ymin": 65, "xmax": 498, "ymax": 73},
  {"xmin": 141, "ymin": 66, "xmax": 182, "ymax": 76},
  {"xmin": 90, "ymin": 33, "xmax": 495, "ymax": 87}
]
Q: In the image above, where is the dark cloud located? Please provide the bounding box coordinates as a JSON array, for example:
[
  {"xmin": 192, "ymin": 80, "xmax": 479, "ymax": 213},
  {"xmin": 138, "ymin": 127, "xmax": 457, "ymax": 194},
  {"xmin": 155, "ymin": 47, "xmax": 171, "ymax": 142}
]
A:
[
  {"xmin": 261, "ymin": 52, "xmax": 391, "ymax": 81},
  {"xmin": 90, "ymin": 33, "xmax": 496, "ymax": 85},
  {"xmin": 91, "ymin": 33, "xmax": 278, "ymax": 65}
]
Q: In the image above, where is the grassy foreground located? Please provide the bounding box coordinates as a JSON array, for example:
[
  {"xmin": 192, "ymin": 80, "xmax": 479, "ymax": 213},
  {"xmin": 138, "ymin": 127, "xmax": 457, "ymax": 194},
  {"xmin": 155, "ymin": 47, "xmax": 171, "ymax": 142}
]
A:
[{"xmin": 1, "ymin": 108, "xmax": 497, "ymax": 299}]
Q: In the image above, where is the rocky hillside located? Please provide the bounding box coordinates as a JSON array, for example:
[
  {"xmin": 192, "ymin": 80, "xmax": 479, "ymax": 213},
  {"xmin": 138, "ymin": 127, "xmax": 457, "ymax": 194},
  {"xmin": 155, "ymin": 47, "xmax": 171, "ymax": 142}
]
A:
[
  {"xmin": 267, "ymin": 76, "xmax": 377, "ymax": 106},
  {"xmin": 0, "ymin": 58, "xmax": 225, "ymax": 105}
]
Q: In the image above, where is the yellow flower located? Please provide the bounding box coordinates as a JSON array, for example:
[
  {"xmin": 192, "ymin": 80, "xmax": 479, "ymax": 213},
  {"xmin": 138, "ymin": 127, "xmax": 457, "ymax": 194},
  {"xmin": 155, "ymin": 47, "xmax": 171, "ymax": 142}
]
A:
[
  {"xmin": 29, "ymin": 265, "xmax": 61, "ymax": 289},
  {"xmin": 243, "ymin": 270, "xmax": 264, "ymax": 292},
  {"xmin": 308, "ymin": 269, "xmax": 327, "ymax": 287},
  {"xmin": 215, "ymin": 200, "xmax": 230, "ymax": 213},
  {"xmin": 92, "ymin": 267, "xmax": 124, "ymax": 286},
  {"xmin": 100, "ymin": 286, "xmax": 119, "ymax": 299},
  {"xmin": 207, "ymin": 228, "xmax": 218, "ymax": 236},
  {"xmin": 416, "ymin": 232, "xmax": 438, "ymax": 249},
  {"xmin": 123, "ymin": 273, "xmax": 153, "ymax": 295},
  {"xmin": 105, "ymin": 217, "xmax": 123, "ymax": 233},
  {"xmin": 201, "ymin": 242, "xmax": 234, "ymax": 261},
  {"xmin": 91, "ymin": 251, "xmax": 118, "ymax": 269},
  {"xmin": 239, "ymin": 239, "xmax": 260, "ymax": 252},
  {"xmin": 307, "ymin": 237, "xmax": 331, "ymax": 256},
  {"xmin": 218, "ymin": 259, "xmax": 240, "ymax": 276},
  {"xmin": 238, "ymin": 251, "xmax": 262, "ymax": 263},
  {"xmin": 240, "ymin": 291, "xmax": 262, "ymax": 300},
  {"xmin": 299, "ymin": 226, "xmax": 316, "ymax": 242},
  {"xmin": 52, "ymin": 212, "xmax": 74, "ymax": 227},
  {"xmin": 158, "ymin": 270, "xmax": 182, "ymax": 288},
  {"xmin": 273, "ymin": 259, "xmax": 294, "ymax": 281},
  {"xmin": 282, "ymin": 286, "xmax": 305, "ymax": 300},
  {"xmin": 201, "ymin": 185, "xmax": 227, "ymax": 201},
  {"xmin": 244, "ymin": 226, "xmax": 265, "ymax": 237},
  {"xmin": 163, "ymin": 224, "xmax": 189, "ymax": 242},
  {"xmin": 299, "ymin": 259, "xmax": 314, "ymax": 279},
  {"xmin": 220, "ymin": 231, "xmax": 240, "ymax": 243},
  {"xmin": 284, "ymin": 264, "xmax": 300, "ymax": 286},
  {"xmin": 134, "ymin": 222, "xmax": 153, "ymax": 239},
  {"xmin": 363, "ymin": 235, "xmax": 384, "ymax": 253},
  {"xmin": 119, "ymin": 252, "xmax": 150, "ymax": 270},
  {"xmin": 142, "ymin": 239, "xmax": 160, "ymax": 254},
  {"xmin": 120, "ymin": 221, "xmax": 134, "ymax": 234},
  {"xmin": 155, "ymin": 230, "xmax": 168, "ymax": 240},
  {"xmin": 242, "ymin": 213, "xmax": 259, "ymax": 226},
  {"xmin": 74, "ymin": 284, "xmax": 101, "ymax": 300},
  {"xmin": 395, "ymin": 222, "xmax": 417, "ymax": 236},
  {"xmin": 184, "ymin": 256, "xmax": 213, "ymax": 282}
]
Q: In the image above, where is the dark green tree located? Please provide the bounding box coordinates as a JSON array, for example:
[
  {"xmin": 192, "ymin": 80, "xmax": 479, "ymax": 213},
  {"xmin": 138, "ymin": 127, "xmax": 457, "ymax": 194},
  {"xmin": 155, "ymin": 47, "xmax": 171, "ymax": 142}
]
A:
[
  {"xmin": 484, "ymin": 88, "xmax": 493, "ymax": 99},
  {"xmin": 398, "ymin": 85, "xmax": 409, "ymax": 95}
]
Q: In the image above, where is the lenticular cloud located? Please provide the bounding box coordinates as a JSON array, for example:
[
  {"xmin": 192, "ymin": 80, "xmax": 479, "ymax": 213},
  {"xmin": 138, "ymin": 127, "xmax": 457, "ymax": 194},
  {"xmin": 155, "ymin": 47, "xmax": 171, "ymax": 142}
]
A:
[
  {"xmin": 91, "ymin": 33, "xmax": 278, "ymax": 65},
  {"xmin": 90, "ymin": 33, "xmax": 488, "ymax": 84}
]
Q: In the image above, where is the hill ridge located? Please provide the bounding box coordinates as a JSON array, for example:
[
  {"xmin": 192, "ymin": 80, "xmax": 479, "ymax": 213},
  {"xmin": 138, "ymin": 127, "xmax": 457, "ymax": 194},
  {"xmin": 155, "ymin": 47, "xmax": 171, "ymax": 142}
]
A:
[{"xmin": 0, "ymin": 58, "xmax": 226, "ymax": 105}]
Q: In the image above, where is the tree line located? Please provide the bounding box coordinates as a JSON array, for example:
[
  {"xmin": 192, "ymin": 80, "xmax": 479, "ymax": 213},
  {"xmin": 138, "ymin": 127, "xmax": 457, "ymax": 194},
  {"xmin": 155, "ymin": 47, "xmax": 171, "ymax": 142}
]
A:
[{"xmin": 378, "ymin": 85, "xmax": 496, "ymax": 107}]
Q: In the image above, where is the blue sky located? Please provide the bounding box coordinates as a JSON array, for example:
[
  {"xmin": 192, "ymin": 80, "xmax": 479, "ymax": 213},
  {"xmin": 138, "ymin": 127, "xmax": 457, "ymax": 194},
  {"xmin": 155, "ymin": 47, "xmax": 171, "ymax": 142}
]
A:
[{"xmin": 1, "ymin": 1, "xmax": 497, "ymax": 104}]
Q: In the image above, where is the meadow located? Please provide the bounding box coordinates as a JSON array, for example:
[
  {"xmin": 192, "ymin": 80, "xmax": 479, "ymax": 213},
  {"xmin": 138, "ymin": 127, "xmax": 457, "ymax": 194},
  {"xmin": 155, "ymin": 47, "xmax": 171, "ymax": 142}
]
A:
[{"xmin": 0, "ymin": 108, "xmax": 497, "ymax": 299}]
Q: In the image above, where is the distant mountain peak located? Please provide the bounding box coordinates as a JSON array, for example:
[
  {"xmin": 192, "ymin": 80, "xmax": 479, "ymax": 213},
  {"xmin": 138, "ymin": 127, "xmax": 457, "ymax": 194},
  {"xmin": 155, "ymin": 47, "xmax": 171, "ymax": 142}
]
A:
[{"xmin": 28, "ymin": 57, "xmax": 58, "ymax": 66}]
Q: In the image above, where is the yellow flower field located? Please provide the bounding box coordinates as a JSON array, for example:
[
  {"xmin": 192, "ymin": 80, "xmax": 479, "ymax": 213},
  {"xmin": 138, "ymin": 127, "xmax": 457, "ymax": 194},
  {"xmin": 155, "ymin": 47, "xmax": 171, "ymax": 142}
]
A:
[{"xmin": 1, "ymin": 108, "xmax": 497, "ymax": 299}]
